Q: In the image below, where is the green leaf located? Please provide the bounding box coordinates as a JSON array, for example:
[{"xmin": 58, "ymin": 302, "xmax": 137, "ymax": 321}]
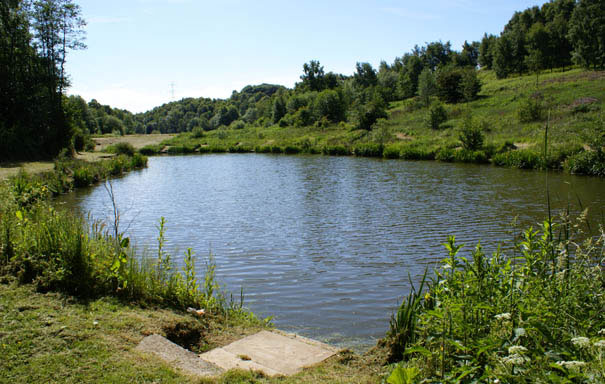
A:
[
  {"xmin": 120, "ymin": 237, "xmax": 130, "ymax": 248},
  {"xmin": 15, "ymin": 210, "xmax": 23, "ymax": 221}
]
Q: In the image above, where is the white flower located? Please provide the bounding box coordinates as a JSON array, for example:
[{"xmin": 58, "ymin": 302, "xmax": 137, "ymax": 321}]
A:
[
  {"xmin": 571, "ymin": 337, "xmax": 590, "ymax": 348},
  {"xmin": 594, "ymin": 340, "xmax": 605, "ymax": 348},
  {"xmin": 556, "ymin": 360, "xmax": 587, "ymax": 370},
  {"xmin": 508, "ymin": 345, "xmax": 528, "ymax": 354},
  {"xmin": 599, "ymin": 329, "xmax": 605, "ymax": 336},
  {"xmin": 495, "ymin": 313, "xmax": 511, "ymax": 321},
  {"xmin": 501, "ymin": 354, "xmax": 529, "ymax": 365}
]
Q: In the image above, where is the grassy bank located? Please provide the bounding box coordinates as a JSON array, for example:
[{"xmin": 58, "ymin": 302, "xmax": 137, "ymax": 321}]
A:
[{"xmin": 136, "ymin": 68, "xmax": 604, "ymax": 176}]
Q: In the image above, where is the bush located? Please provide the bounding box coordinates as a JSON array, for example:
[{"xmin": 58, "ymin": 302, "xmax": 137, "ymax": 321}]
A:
[
  {"xmin": 436, "ymin": 66, "xmax": 481, "ymax": 104},
  {"xmin": 492, "ymin": 149, "xmax": 542, "ymax": 169},
  {"xmin": 400, "ymin": 145, "xmax": 435, "ymax": 160},
  {"xmin": 283, "ymin": 145, "xmax": 301, "ymax": 155},
  {"xmin": 382, "ymin": 145, "xmax": 400, "ymax": 159},
  {"xmin": 106, "ymin": 142, "xmax": 135, "ymax": 156},
  {"xmin": 73, "ymin": 167, "xmax": 94, "ymax": 187},
  {"xmin": 321, "ymin": 145, "xmax": 350, "ymax": 156},
  {"xmin": 564, "ymin": 150, "xmax": 605, "ymax": 176},
  {"xmin": 425, "ymin": 101, "xmax": 448, "ymax": 129},
  {"xmin": 458, "ymin": 114, "xmax": 485, "ymax": 151},
  {"xmin": 518, "ymin": 94, "xmax": 545, "ymax": 122},
  {"xmin": 353, "ymin": 143, "xmax": 383, "ymax": 157},
  {"xmin": 139, "ymin": 145, "xmax": 161, "ymax": 155}
]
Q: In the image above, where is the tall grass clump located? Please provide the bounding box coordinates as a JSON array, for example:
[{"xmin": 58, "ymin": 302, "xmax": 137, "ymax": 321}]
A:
[{"xmin": 384, "ymin": 213, "xmax": 605, "ymax": 383}]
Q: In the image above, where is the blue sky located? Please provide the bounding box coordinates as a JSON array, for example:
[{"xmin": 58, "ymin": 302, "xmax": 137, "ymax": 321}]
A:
[{"xmin": 66, "ymin": 0, "xmax": 547, "ymax": 113}]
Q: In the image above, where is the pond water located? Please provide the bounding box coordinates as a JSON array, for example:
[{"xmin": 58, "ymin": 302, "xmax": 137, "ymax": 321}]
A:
[{"xmin": 58, "ymin": 154, "xmax": 605, "ymax": 349}]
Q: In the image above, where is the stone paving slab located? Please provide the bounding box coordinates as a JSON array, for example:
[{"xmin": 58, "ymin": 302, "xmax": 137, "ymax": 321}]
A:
[
  {"xmin": 135, "ymin": 334, "xmax": 222, "ymax": 378},
  {"xmin": 199, "ymin": 330, "xmax": 339, "ymax": 377}
]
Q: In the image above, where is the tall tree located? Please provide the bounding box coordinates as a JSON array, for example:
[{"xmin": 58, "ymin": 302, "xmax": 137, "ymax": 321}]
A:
[
  {"xmin": 568, "ymin": 0, "xmax": 605, "ymax": 69},
  {"xmin": 300, "ymin": 60, "xmax": 325, "ymax": 91}
]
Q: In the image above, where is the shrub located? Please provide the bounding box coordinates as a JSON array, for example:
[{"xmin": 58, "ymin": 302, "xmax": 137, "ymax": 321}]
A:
[
  {"xmin": 283, "ymin": 145, "xmax": 301, "ymax": 155},
  {"xmin": 458, "ymin": 114, "xmax": 485, "ymax": 151},
  {"xmin": 425, "ymin": 101, "xmax": 448, "ymax": 129},
  {"xmin": 383, "ymin": 145, "xmax": 401, "ymax": 159},
  {"xmin": 106, "ymin": 142, "xmax": 135, "ymax": 156},
  {"xmin": 518, "ymin": 94, "xmax": 545, "ymax": 122},
  {"xmin": 73, "ymin": 167, "xmax": 93, "ymax": 187},
  {"xmin": 321, "ymin": 145, "xmax": 350, "ymax": 156},
  {"xmin": 492, "ymin": 149, "xmax": 542, "ymax": 169},
  {"xmin": 436, "ymin": 147, "xmax": 455, "ymax": 162},
  {"xmin": 400, "ymin": 146, "xmax": 435, "ymax": 160},
  {"xmin": 353, "ymin": 143, "xmax": 383, "ymax": 157},
  {"xmin": 139, "ymin": 145, "xmax": 161, "ymax": 155},
  {"xmin": 564, "ymin": 150, "xmax": 605, "ymax": 176}
]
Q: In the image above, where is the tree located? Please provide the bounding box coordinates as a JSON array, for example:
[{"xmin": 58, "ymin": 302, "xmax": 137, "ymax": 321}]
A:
[
  {"xmin": 272, "ymin": 96, "xmax": 286, "ymax": 124},
  {"xmin": 455, "ymin": 41, "xmax": 480, "ymax": 67},
  {"xmin": 479, "ymin": 34, "xmax": 497, "ymax": 69},
  {"xmin": 526, "ymin": 22, "xmax": 550, "ymax": 76},
  {"xmin": 493, "ymin": 34, "xmax": 514, "ymax": 79},
  {"xmin": 417, "ymin": 68, "xmax": 436, "ymax": 107},
  {"xmin": 31, "ymin": 0, "xmax": 86, "ymax": 94},
  {"xmin": 300, "ymin": 60, "xmax": 325, "ymax": 91},
  {"xmin": 313, "ymin": 89, "xmax": 345, "ymax": 123},
  {"xmin": 568, "ymin": 0, "xmax": 605, "ymax": 69},
  {"xmin": 0, "ymin": 0, "xmax": 85, "ymax": 161},
  {"xmin": 355, "ymin": 89, "xmax": 387, "ymax": 130},
  {"xmin": 354, "ymin": 62, "xmax": 378, "ymax": 88}
]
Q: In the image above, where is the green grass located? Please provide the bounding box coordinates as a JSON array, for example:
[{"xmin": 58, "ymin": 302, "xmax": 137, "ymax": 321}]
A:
[{"xmin": 155, "ymin": 68, "xmax": 604, "ymax": 174}]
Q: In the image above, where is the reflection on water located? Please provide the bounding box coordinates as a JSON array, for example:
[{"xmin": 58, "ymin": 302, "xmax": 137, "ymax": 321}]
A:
[{"xmin": 57, "ymin": 154, "xmax": 605, "ymax": 349}]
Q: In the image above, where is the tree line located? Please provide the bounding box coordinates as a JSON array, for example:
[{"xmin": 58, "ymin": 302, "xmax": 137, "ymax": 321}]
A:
[
  {"xmin": 84, "ymin": 0, "xmax": 600, "ymax": 138},
  {"xmin": 2, "ymin": 0, "xmax": 603, "ymax": 161}
]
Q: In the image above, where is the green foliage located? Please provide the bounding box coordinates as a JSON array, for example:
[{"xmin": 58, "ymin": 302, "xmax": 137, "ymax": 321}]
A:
[
  {"xmin": 0, "ymin": 0, "xmax": 85, "ymax": 161},
  {"xmin": 106, "ymin": 142, "xmax": 136, "ymax": 156},
  {"xmin": 353, "ymin": 143, "xmax": 383, "ymax": 157},
  {"xmin": 355, "ymin": 90, "xmax": 388, "ymax": 130},
  {"xmin": 417, "ymin": 68, "xmax": 436, "ymax": 107},
  {"xmin": 387, "ymin": 365, "xmax": 420, "ymax": 384},
  {"xmin": 426, "ymin": 101, "xmax": 448, "ymax": 130},
  {"xmin": 387, "ymin": 270, "xmax": 428, "ymax": 362},
  {"xmin": 386, "ymin": 214, "xmax": 605, "ymax": 383},
  {"xmin": 458, "ymin": 113, "xmax": 485, "ymax": 151},
  {"xmin": 568, "ymin": 0, "xmax": 605, "ymax": 69},
  {"xmin": 518, "ymin": 94, "xmax": 545, "ymax": 122},
  {"xmin": 436, "ymin": 66, "xmax": 481, "ymax": 104}
]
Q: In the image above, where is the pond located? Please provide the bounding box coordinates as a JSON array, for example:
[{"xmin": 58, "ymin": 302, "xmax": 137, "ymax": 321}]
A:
[{"xmin": 58, "ymin": 154, "xmax": 605, "ymax": 349}]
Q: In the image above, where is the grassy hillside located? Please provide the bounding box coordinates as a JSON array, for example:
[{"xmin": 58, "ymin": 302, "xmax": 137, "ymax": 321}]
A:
[{"xmin": 149, "ymin": 68, "xmax": 603, "ymax": 175}]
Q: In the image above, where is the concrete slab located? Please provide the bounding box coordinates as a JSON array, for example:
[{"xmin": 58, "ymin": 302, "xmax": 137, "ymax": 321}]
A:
[
  {"xmin": 199, "ymin": 330, "xmax": 339, "ymax": 377},
  {"xmin": 135, "ymin": 334, "xmax": 222, "ymax": 378}
]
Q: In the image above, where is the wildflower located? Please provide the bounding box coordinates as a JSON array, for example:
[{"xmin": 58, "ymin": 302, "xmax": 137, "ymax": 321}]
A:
[
  {"xmin": 599, "ymin": 329, "xmax": 605, "ymax": 336},
  {"xmin": 495, "ymin": 313, "xmax": 511, "ymax": 321},
  {"xmin": 501, "ymin": 354, "xmax": 529, "ymax": 365},
  {"xmin": 93, "ymin": 321, "xmax": 99, "ymax": 326},
  {"xmin": 556, "ymin": 361, "xmax": 587, "ymax": 370},
  {"xmin": 571, "ymin": 337, "xmax": 590, "ymax": 348},
  {"xmin": 508, "ymin": 345, "xmax": 528, "ymax": 355},
  {"xmin": 594, "ymin": 340, "xmax": 605, "ymax": 348}
]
